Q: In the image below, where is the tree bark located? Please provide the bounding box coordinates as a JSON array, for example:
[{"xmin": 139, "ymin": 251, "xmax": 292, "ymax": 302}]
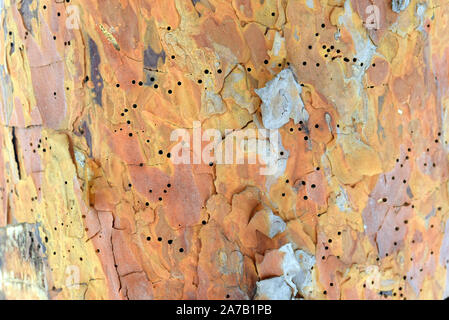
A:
[{"xmin": 0, "ymin": 0, "xmax": 448, "ymax": 300}]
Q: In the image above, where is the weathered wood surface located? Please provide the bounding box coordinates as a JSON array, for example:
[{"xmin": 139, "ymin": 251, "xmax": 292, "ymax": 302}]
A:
[{"xmin": 0, "ymin": 0, "xmax": 448, "ymax": 299}]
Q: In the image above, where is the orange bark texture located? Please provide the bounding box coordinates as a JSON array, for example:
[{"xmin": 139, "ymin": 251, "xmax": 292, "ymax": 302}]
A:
[{"xmin": 0, "ymin": 0, "xmax": 448, "ymax": 300}]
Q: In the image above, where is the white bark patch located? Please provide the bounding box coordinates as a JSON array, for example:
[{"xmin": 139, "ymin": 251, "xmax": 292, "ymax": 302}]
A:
[
  {"xmin": 268, "ymin": 210, "xmax": 286, "ymax": 238},
  {"xmin": 392, "ymin": 0, "xmax": 410, "ymax": 13},
  {"xmin": 279, "ymin": 243, "xmax": 303, "ymax": 296},
  {"xmin": 254, "ymin": 276, "xmax": 293, "ymax": 300},
  {"xmin": 293, "ymin": 250, "xmax": 316, "ymax": 297},
  {"xmin": 255, "ymin": 69, "xmax": 308, "ymax": 130},
  {"xmin": 254, "ymin": 243, "xmax": 316, "ymax": 299}
]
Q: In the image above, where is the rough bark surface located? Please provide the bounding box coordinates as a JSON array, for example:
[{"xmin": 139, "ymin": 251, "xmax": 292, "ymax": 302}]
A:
[{"xmin": 0, "ymin": 0, "xmax": 448, "ymax": 300}]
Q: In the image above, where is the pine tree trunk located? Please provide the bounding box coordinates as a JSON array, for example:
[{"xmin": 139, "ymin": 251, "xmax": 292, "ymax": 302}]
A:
[{"xmin": 0, "ymin": 0, "xmax": 448, "ymax": 300}]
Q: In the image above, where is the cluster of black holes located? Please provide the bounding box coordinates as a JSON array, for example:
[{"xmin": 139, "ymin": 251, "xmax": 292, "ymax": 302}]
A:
[
  {"xmin": 317, "ymin": 225, "xmax": 435, "ymax": 299},
  {"xmin": 28, "ymin": 137, "xmax": 52, "ymax": 154},
  {"xmin": 373, "ymin": 147, "xmax": 444, "ymax": 282},
  {"xmin": 41, "ymin": 1, "xmax": 73, "ymax": 42},
  {"xmin": 145, "ymin": 234, "xmax": 184, "ymax": 253},
  {"xmin": 297, "ymin": 23, "xmax": 381, "ymax": 71},
  {"xmin": 6, "ymin": 10, "xmax": 443, "ymax": 297},
  {"xmin": 113, "ymin": 105, "xmax": 174, "ymax": 163},
  {"xmin": 283, "ymin": 166, "xmax": 321, "ymax": 201}
]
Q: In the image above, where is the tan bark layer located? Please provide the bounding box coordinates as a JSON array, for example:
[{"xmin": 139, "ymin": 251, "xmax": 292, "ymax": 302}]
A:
[{"xmin": 0, "ymin": 0, "xmax": 448, "ymax": 300}]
